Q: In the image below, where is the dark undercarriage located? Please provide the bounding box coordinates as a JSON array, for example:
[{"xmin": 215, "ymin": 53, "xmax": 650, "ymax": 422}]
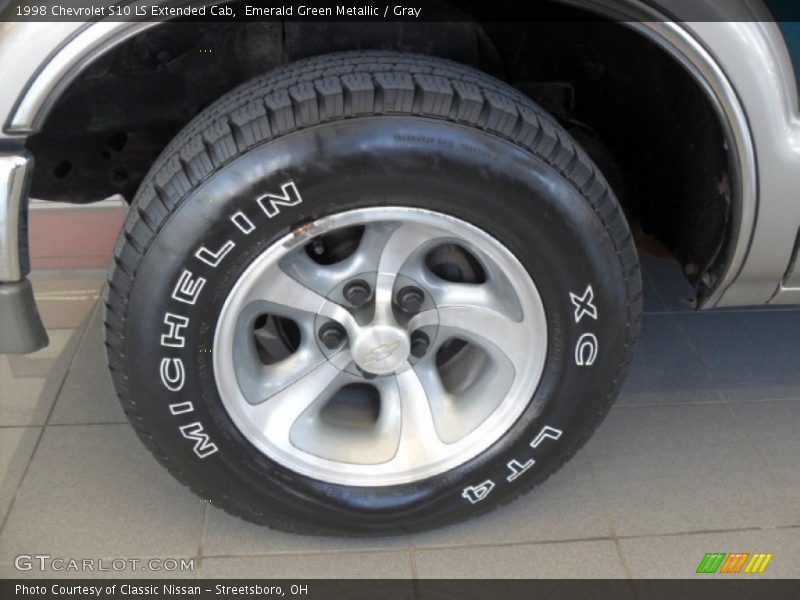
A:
[{"xmin": 27, "ymin": 3, "xmax": 731, "ymax": 302}]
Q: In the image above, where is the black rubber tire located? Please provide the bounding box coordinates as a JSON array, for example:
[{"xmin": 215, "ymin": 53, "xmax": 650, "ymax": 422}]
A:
[{"xmin": 105, "ymin": 51, "xmax": 642, "ymax": 535}]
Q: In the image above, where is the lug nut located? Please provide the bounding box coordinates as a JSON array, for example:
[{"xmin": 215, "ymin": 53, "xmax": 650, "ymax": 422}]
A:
[
  {"xmin": 397, "ymin": 286, "xmax": 425, "ymax": 314},
  {"xmin": 343, "ymin": 279, "xmax": 371, "ymax": 308},
  {"xmin": 410, "ymin": 331, "xmax": 430, "ymax": 358},
  {"xmin": 318, "ymin": 322, "xmax": 346, "ymax": 349}
]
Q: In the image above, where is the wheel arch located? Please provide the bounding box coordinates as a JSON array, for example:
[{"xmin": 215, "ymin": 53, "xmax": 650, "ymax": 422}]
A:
[{"xmin": 4, "ymin": 1, "xmax": 757, "ymax": 308}]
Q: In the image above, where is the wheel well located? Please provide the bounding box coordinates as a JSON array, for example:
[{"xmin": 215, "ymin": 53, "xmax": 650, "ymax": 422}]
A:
[{"xmin": 26, "ymin": 9, "xmax": 731, "ymax": 301}]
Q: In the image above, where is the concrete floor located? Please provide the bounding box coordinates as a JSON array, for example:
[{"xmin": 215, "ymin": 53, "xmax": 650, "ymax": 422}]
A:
[{"xmin": 1, "ymin": 208, "xmax": 799, "ymax": 579}]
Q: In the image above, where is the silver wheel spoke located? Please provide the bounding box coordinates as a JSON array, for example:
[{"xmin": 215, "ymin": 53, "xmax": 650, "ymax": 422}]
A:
[
  {"xmin": 373, "ymin": 271, "xmax": 398, "ymax": 324},
  {"xmin": 376, "ymin": 221, "xmax": 438, "ymax": 275},
  {"xmin": 387, "ymin": 368, "xmax": 450, "ymax": 466},
  {"xmin": 242, "ymin": 264, "xmax": 329, "ymax": 321},
  {"xmin": 244, "ymin": 344, "xmax": 328, "ymax": 406},
  {"xmin": 374, "ymin": 222, "xmax": 446, "ymax": 322},
  {"xmin": 241, "ymin": 264, "xmax": 361, "ymax": 341},
  {"xmin": 317, "ymin": 302, "xmax": 361, "ymax": 339},
  {"xmin": 403, "ymin": 251, "xmax": 525, "ymax": 323},
  {"xmin": 245, "ymin": 352, "xmax": 351, "ymax": 445},
  {"xmin": 411, "ymin": 305, "xmax": 526, "ymax": 366},
  {"xmin": 288, "ymin": 368, "xmax": 404, "ymax": 465},
  {"xmin": 279, "ymin": 222, "xmax": 398, "ymax": 296}
]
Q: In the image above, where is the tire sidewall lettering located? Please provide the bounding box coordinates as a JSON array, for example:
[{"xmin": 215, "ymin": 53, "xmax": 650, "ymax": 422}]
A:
[
  {"xmin": 156, "ymin": 180, "xmax": 304, "ymax": 461},
  {"xmin": 461, "ymin": 280, "xmax": 605, "ymax": 504}
]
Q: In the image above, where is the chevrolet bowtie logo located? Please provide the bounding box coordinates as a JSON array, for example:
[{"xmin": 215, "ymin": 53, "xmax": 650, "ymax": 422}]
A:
[{"xmin": 361, "ymin": 341, "xmax": 401, "ymax": 365}]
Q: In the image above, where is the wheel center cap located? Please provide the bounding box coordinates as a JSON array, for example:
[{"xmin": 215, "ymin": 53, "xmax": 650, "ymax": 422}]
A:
[{"xmin": 351, "ymin": 325, "xmax": 411, "ymax": 375}]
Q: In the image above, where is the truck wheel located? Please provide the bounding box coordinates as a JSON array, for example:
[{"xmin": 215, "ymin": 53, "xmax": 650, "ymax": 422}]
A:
[{"xmin": 105, "ymin": 51, "xmax": 641, "ymax": 535}]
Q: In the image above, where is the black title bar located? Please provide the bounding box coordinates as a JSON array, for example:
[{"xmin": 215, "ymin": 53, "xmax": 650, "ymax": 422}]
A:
[
  {"xmin": 0, "ymin": 0, "xmax": 798, "ymax": 23},
  {"xmin": 3, "ymin": 579, "xmax": 800, "ymax": 600}
]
